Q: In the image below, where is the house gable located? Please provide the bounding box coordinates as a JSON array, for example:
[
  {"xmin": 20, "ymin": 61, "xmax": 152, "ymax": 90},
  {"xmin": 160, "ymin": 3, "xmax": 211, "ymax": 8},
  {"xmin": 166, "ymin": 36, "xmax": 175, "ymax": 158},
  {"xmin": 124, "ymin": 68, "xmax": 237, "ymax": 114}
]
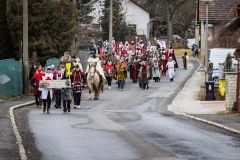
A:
[
  {"xmin": 199, "ymin": 0, "xmax": 240, "ymax": 23},
  {"xmin": 88, "ymin": 0, "xmax": 150, "ymax": 38}
]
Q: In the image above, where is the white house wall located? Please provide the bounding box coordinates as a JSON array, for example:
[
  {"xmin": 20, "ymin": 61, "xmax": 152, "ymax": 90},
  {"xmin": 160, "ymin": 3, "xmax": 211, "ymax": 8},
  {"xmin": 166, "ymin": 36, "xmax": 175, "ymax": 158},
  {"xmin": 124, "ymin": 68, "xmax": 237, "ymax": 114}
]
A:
[
  {"xmin": 122, "ymin": 0, "xmax": 150, "ymax": 38},
  {"xmin": 89, "ymin": 0, "xmax": 150, "ymax": 38},
  {"xmin": 89, "ymin": 0, "xmax": 104, "ymax": 24}
]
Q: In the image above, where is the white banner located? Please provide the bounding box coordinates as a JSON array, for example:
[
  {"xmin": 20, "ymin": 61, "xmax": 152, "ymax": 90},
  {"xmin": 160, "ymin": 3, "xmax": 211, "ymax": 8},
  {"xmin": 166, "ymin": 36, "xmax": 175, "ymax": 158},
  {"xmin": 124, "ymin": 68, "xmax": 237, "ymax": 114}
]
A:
[{"xmin": 39, "ymin": 79, "xmax": 71, "ymax": 89}]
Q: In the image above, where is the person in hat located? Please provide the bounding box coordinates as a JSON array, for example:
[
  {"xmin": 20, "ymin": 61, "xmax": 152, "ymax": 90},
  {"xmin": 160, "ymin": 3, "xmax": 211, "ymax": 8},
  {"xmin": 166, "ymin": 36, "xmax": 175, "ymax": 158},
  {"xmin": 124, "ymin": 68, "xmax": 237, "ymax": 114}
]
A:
[
  {"xmin": 71, "ymin": 64, "xmax": 84, "ymax": 109},
  {"xmin": 160, "ymin": 55, "xmax": 167, "ymax": 76},
  {"xmin": 166, "ymin": 57, "xmax": 175, "ymax": 82},
  {"xmin": 104, "ymin": 60, "xmax": 114, "ymax": 89},
  {"xmin": 40, "ymin": 66, "xmax": 53, "ymax": 113},
  {"xmin": 32, "ymin": 65, "xmax": 43, "ymax": 108},
  {"xmin": 62, "ymin": 71, "xmax": 72, "ymax": 113},
  {"xmin": 85, "ymin": 50, "xmax": 106, "ymax": 80},
  {"xmin": 152, "ymin": 58, "xmax": 161, "ymax": 82},
  {"xmin": 115, "ymin": 58, "xmax": 126, "ymax": 91},
  {"xmin": 139, "ymin": 61, "xmax": 149, "ymax": 89},
  {"xmin": 61, "ymin": 52, "xmax": 72, "ymax": 64},
  {"xmin": 181, "ymin": 52, "xmax": 188, "ymax": 70},
  {"xmin": 53, "ymin": 68, "xmax": 63, "ymax": 109},
  {"xmin": 73, "ymin": 57, "xmax": 83, "ymax": 72},
  {"xmin": 169, "ymin": 47, "xmax": 178, "ymax": 69}
]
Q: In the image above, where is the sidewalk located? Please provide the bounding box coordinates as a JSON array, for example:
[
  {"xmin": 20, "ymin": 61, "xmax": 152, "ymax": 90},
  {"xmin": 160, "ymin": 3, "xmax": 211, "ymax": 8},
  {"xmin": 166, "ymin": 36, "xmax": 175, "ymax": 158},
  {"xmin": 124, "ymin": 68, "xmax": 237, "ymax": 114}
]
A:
[
  {"xmin": 168, "ymin": 65, "xmax": 240, "ymax": 134},
  {"xmin": 0, "ymin": 96, "xmax": 33, "ymax": 160}
]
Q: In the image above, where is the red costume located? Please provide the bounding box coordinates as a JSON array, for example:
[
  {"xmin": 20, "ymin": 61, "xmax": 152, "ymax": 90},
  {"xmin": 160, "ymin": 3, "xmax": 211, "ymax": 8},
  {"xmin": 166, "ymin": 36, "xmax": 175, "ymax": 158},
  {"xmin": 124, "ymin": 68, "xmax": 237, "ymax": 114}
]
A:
[{"xmin": 33, "ymin": 69, "xmax": 44, "ymax": 96}]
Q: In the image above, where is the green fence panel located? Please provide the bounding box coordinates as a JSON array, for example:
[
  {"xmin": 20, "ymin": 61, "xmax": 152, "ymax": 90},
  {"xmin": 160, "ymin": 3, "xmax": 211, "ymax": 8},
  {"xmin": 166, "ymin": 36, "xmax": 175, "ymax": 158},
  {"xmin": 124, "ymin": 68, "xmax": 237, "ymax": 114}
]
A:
[
  {"xmin": 46, "ymin": 58, "xmax": 60, "ymax": 68},
  {"xmin": 0, "ymin": 59, "xmax": 23, "ymax": 99}
]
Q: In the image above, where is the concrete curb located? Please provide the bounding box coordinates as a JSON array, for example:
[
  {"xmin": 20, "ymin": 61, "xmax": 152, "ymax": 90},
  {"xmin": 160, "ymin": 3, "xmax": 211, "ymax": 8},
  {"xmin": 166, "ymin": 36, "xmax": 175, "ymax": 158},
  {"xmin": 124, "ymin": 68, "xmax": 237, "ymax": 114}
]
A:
[
  {"xmin": 9, "ymin": 101, "xmax": 35, "ymax": 160},
  {"xmin": 184, "ymin": 114, "xmax": 240, "ymax": 135}
]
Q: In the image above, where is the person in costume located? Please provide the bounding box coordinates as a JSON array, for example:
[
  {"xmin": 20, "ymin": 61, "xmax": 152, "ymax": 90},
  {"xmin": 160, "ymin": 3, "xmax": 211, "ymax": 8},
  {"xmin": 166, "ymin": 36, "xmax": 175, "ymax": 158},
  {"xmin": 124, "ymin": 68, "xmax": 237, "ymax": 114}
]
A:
[
  {"xmin": 181, "ymin": 52, "xmax": 188, "ymax": 70},
  {"xmin": 73, "ymin": 57, "xmax": 83, "ymax": 72},
  {"xmin": 168, "ymin": 47, "xmax": 178, "ymax": 68},
  {"xmin": 152, "ymin": 58, "xmax": 161, "ymax": 82},
  {"xmin": 32, "ymin": 65, "xmax": 43, "ymax": 108},
  {"xmin": 139, "ymin": 61, "xmax": 149, "ymax": 89},
  {"xmin": 40, "ymin": 66, "xmax": 53, "ymax": 113},
  {"xmin": 62, "ymin": 72, "xmax": 72, "ymax": 113},
  {"xmin": 51, "ymin": 64, "xmax": 57, "ymax": 79},
  {"xmin": 132, "ymin": 59, "xmax": 138, "ymax": 83},
  {"xmin": 71, "ymin": 64, "xmax": 84, "ymax": 109},
  {"xmin": 85, "ymin": 50, "xmax": 106, "ymax": 80},
  {"xmin": 104, "ymin": 60, "xmax": 114, "ymax": 89},
  {"xmin": 53, "ymin": 68, "xmax": 63, "ymax": 109},
  {"xmin": 29, "ymin": 64, "xmax": 37, "ymax": 82},
  {"xmin": 115, "ymin": 59, "xmax": 126, "ymax": 91},
  {"xmin": 160, "ymin": 55, "xmax": 167, "ymax": 77},
  {"xmin": 61, "ymin": 52, "xmax": 72, "ymax": 64},
  {"xmin": 166, "ymin": 57, "xmax": 176, "ymax": 82},
  {"xmin": 85, "ymin": 50, "xmax": 106, "ymax": 93}
]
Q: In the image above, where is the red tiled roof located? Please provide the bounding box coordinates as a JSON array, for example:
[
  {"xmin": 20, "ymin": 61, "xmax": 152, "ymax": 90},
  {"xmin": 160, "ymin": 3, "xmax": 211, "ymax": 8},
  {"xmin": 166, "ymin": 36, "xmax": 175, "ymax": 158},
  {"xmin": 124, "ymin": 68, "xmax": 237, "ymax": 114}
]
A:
[{"xmin": 199, "ymin": 0, "xmax": 240, "ymax": 23}]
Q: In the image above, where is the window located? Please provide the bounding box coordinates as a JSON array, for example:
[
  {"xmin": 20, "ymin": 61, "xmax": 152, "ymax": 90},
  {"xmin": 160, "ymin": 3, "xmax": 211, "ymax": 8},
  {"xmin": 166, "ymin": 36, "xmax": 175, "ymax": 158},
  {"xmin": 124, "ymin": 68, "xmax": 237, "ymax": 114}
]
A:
[
  {"xmin": 128, "ymin": 24, "xmax": 137, "ymax": 35},
  {"xmin": 91, "ymin": 24, "xmax": 101, "ymax": 31}
]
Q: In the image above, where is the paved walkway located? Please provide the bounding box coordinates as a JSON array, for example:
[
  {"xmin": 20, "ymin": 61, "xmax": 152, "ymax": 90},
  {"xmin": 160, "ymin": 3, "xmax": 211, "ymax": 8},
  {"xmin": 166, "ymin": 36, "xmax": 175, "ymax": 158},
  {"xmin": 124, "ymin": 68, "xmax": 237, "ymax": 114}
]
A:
[
  {"xmin": 0, "ymin": 96, "xmax": 33, "ymax": 160},
  {"xmin": 168, "ymin": 65, "xmax": 240, "ymax": 133}
]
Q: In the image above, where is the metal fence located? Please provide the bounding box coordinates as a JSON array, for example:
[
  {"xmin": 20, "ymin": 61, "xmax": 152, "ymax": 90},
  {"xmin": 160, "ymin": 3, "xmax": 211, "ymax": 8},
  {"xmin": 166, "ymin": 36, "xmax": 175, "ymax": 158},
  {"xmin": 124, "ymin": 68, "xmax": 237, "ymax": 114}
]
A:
[
  {"xmin": 76, "ymin": 50, "xmax": 91, "ymax": 71},
  {"xmin": 208, "ymin": 66, "xmax": 238, "ymax": 83}
]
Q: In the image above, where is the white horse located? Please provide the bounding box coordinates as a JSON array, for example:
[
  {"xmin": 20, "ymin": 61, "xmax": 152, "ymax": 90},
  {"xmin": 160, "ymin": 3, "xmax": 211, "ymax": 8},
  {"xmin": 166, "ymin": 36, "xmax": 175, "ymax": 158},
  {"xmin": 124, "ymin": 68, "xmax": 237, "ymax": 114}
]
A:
[{"xmin": 87, "ymin": 62, "xmax": 100, "ymax": 100}]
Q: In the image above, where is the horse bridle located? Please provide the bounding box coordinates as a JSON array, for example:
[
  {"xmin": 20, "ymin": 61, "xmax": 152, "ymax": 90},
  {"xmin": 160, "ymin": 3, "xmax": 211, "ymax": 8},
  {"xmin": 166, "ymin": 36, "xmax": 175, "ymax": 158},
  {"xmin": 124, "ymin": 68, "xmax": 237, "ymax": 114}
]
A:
[{"xmin": 89, "ymin": 62, "xmax": 97, "ymax": 77}]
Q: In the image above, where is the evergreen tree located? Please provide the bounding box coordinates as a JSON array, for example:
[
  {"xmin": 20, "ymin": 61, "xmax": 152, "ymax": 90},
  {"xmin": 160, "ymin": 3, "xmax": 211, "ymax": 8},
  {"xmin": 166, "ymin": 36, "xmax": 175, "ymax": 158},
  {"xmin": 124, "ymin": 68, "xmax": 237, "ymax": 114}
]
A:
[
  {"xmin": 6, "ymin": 0, "xmax": 77, "ymax": 59},
  {"xmin": 76, "ymin": 0, "xmax": 93, "ymax": 24},
  {"xmin": 75, "ymin": 0, "xmax": 101, "ymax": 49},
  {"xmin": 100, "ymin": 0, "xmax": 129, "ymax": 42},
  {"xmin": 0, "ymin": 0, "xmax": 14, "ymax": 59}
]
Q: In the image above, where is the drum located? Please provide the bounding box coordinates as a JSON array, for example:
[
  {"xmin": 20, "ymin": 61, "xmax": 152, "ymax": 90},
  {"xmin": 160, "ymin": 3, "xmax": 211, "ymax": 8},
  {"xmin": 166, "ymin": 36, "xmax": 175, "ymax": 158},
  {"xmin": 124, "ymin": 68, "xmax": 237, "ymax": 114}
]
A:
[{"xmin": 74, "ymin": 85, "xmax": 82, "ymax": 93}]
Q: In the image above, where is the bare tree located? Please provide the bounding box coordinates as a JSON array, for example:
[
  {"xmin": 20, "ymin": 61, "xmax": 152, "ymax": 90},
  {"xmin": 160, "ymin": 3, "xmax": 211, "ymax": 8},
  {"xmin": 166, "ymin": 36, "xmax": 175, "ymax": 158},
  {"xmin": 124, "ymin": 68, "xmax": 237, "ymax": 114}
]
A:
[
  {"xmin": 135, "ymin": 0, "xmax": 193, "ymax": 47},
  {"xmin": 164, "ymin": 0, "xmax": 191, "ymax": 46}
]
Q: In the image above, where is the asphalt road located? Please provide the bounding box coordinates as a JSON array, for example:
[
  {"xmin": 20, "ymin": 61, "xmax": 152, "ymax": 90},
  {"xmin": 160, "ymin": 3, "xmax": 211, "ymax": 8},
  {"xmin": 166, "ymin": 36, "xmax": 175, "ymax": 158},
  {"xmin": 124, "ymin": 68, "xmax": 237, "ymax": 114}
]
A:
[{"xmin": 15, "ymin": 60, "xmax": 240, "ymax": 160}]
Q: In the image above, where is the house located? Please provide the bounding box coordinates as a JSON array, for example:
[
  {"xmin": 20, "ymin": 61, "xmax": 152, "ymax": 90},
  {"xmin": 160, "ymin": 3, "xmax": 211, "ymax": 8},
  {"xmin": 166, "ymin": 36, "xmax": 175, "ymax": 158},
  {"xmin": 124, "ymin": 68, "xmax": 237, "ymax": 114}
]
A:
[
  {"xmin": 196, "ymin": 0, "xmax": 240, "ymax": 53},
  {"xmin": 88, "ymin": 0, "xmax": 151, "ymax": 38},
  {"xmin": 196, "ymin": 0, "xmax": 240, "ymax": 110}
]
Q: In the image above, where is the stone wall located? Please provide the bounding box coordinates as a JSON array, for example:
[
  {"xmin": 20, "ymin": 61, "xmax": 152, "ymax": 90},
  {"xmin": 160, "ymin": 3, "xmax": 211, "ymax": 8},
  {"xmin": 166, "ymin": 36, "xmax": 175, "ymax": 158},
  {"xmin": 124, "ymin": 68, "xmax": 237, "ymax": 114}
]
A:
[{"xmin": 225, "ymin": 73, "xmax": 237, "ymax": 111}]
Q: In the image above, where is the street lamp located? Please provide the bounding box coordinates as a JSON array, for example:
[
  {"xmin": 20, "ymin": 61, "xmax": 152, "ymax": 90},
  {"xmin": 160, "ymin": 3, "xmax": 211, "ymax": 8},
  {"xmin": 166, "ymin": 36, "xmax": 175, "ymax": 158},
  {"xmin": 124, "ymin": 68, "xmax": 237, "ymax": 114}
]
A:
[{"xmin": 202, "ymin": 0, "xmax": 215, "ymax": 101}]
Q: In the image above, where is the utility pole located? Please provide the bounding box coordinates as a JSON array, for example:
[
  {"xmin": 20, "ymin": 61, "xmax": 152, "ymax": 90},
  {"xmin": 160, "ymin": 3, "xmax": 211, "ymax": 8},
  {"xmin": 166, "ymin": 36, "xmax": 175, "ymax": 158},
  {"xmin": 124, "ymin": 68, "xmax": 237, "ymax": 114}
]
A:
[
  {"xmin": 108, "ymin": 0, "xmax": 113, "ymax": 57},
  {"xmin": 202, "ymin": 0, "xmax": 212, "ymax": 81},
  {"xmin": 23, "ymin": 0, "xmax": 29, "ymax": 94},
  {"xmin": 204, "ymin": 1, "xmax": 209, "ymax": 72}
]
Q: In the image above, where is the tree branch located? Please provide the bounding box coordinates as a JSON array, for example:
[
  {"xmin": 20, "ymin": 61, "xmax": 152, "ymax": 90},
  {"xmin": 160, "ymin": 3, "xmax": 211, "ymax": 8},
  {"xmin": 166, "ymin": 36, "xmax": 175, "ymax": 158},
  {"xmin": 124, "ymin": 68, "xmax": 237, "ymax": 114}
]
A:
[{"xmin": 171, "ymin": 0, "xmax": 188, "ymax": 19}]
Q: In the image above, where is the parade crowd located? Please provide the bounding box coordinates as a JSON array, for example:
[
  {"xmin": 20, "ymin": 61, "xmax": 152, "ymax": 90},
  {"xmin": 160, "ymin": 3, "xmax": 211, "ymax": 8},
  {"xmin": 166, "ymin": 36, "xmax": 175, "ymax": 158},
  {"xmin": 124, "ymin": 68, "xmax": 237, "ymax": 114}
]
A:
[{"xmin": 29, "ymin": 38, "xmax": 189, "ymax": 114}]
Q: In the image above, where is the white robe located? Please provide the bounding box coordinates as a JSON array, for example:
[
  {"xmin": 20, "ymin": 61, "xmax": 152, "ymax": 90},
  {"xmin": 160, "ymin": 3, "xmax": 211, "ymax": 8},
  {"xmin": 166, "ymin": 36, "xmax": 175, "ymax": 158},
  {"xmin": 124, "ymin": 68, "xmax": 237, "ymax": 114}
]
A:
[
  {"xmin": 166, "ymin": 60, "xmax": 175, "ymax": 79},
  {"xmin": 73, "ymin": 62, "xmax": 83, "ymax": 72},
  {"xmin": 40, "ymin": 73, "xmax": 53, "ymax": 99},
  {"xmin": 85, "ymin": 57, "xmax": 106, "ymax": 80}
]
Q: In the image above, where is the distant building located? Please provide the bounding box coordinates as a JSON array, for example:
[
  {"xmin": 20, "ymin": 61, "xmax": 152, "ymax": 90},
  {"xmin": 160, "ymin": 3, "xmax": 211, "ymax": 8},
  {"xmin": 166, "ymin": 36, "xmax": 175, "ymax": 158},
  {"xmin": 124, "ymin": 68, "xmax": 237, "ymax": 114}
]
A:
[
  {"xmin": 88, "ymin": 0, "xmax": 150, "ymax": 38},
  {"xmin": 197, "ymin": 0, "xmax": 240, "ymax": 52}
]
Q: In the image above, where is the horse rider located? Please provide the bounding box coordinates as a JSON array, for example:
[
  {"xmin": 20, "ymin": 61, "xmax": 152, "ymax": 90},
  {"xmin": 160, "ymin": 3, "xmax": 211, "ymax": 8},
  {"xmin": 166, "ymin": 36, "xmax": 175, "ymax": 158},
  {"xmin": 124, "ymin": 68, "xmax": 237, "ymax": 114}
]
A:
[{"xmin": 85, "ymin": 50, "xmax": 106, "ymax": 92}]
